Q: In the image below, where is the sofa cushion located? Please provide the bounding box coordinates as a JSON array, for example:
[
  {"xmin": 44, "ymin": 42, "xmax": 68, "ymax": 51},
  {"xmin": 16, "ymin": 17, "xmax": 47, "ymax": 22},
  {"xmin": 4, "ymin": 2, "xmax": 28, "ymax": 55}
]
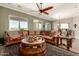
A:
[
  {"xmin": 7, "ymin": 31, "xmax": 19, "ymax": 37},
  {"xmin": 43, "ymin": 36, "xmax": 52, "ymax": 40}
]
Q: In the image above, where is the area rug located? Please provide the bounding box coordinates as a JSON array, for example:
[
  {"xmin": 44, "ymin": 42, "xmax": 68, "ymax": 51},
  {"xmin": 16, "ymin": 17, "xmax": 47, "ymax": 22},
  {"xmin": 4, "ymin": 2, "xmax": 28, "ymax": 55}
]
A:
[{"xmin": 0, "ymin": 43, "xmax": 79, "ymax": 56}]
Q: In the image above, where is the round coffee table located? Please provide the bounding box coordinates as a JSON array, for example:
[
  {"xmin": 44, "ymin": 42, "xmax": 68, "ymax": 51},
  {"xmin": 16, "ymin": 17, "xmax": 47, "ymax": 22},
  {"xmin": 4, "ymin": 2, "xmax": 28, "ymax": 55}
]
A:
[{"xmin": 19, "ymin": 37, "xmax": 46, "ymax": 56}]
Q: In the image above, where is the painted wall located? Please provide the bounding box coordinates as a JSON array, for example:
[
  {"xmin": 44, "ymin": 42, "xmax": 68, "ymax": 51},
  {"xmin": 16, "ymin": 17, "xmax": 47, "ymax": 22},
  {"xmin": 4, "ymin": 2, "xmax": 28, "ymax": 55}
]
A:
[
  {"xmin": 0, "ymin": 6, "xmax": 52, "ymax": 37},
  {"xmin": 72, "ymin": 16, "xmax": 79, "ymax": 39}
]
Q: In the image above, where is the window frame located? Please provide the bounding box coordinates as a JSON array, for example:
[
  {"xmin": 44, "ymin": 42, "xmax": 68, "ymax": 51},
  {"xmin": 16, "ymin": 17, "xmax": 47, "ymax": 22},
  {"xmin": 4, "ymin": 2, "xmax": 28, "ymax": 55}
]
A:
[
  {"xmin": 8, "ymin": 15, "xmax": 28, "ymax": 31},
  {"xmin": 9, "ymin": 19, "xmax": 20, "ymax": 31},
  {"xmin": 45, "ymin": 22, "xmax": 51, "ymax": 31},
  {"xmin": 57, "ymin": 23, "xmax": 69, "ymax": 29},
  {"xmin": 33, "ymin": 19, "xmax": 43, "ymax": 30}
]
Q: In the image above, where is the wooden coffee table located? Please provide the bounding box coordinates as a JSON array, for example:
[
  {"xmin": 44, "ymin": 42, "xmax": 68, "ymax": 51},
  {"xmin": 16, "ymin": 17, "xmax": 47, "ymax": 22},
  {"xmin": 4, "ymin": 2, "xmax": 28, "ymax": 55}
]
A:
[{"xmin": 19, "ymin": 38, "xmax": 46, "ymax": 56}]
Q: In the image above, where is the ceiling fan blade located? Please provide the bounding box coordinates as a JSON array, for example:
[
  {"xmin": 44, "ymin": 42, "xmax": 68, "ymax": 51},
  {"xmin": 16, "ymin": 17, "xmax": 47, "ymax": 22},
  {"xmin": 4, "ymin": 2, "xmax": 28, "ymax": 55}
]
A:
[
  {"xmin": 36, "ymin": 3, "xmax": 41, "ymax": 10},
  {"xmin": 36, "ymin": 3, "xmax": 49, "ymax": 15},
  {"xmin": 43, "ymin": 11, "xmax": 49, "ymax": 15},
  {"xmin": 42, "ymin": 6, "xmax": 53, "ymax": 12},
  {"xmin": 36, "ymin": 3, "xmax": 48, "ymax": 13}
]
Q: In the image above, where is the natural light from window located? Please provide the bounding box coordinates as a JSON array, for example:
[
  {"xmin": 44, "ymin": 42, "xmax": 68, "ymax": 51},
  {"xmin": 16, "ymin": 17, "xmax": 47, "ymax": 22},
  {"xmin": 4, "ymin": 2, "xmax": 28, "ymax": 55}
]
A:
[
  {"xmin": 33, "ymin": 19, "xmax": 43, "ymax": 30},
  {"xmin": 60, "ymin": 24, "xmax": 69, "ymax": 29},
  {"xmin": 57, "ymin": 23, "xmax": 69, "ymax": 29},
  {"xmin": 20, "ymin": 21, "xmax": 28, "ymax": 30},
  {"xmin": 9, "ymin": 20, "xmax": 19, "ymax": 31},
  {"xmin": 9, "ymin": 17, "xmax": 28, "ymax": 31}
]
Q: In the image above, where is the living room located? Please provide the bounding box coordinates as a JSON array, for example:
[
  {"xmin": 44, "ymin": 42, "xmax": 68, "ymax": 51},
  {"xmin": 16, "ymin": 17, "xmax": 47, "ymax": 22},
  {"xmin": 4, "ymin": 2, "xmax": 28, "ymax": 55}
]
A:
[{"xmin": 0, "ymin": 3, "xmax": 79, "ymax": 56}]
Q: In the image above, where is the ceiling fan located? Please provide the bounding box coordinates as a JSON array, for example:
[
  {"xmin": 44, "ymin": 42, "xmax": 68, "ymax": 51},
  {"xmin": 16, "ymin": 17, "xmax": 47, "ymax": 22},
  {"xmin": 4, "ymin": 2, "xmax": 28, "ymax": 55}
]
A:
[{"xmin": 36, "ymin": 3, "xmax": 53, "ymax": 15}]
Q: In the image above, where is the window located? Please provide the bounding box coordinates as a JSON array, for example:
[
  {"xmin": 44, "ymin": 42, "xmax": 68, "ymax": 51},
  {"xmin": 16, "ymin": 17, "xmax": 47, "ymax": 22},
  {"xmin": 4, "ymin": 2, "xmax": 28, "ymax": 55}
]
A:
[
  {"xmin": 9, "ymin": 20, "xmax": 19, "ymax": 31},
  {"xmin": 38, "ymin": 23, "xmax": 43, "ymax": 30},
  {"xmin": 57, "ymin": 23, "xmax": 69, "ymax": 29},
  {"xmin": 20, "ymin": 21, "xmax": 28, "ymax": 30},
  {"xmin": 9, "ymin": 16, "xmax": 28, "ymax": 31},
  {"xmin": 60, "ymin": 24, "xmax": 69, "ymax": 29},
  {"xmin": 45, "ymin": 23, "xmax": 51, "ymax": 30},
  {"xmin": 33, "ymin": 19, "xmax": 43, "ymax": 30}
]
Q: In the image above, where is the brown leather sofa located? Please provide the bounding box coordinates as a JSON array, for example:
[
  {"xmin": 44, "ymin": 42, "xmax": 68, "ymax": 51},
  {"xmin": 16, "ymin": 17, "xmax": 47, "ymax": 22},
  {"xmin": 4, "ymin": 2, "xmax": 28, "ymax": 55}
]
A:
[
  {"xmin": 4, "ymin": 30, "xmax": 29, "ymax": 46},
  {"xmin": 4, "ymin": 30, "xmax": 59, "ymax": 46},
  {"xmin": 41, "ymin": 30, "xmax": 59, "ymax": 45}
]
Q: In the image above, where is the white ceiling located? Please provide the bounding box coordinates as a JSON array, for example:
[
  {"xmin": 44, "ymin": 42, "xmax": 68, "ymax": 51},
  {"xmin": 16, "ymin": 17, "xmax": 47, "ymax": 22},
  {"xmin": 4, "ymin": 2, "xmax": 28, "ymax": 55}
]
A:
[{"xmin": 0, "ymin": 3, "xmax": 79, "ymax": 21}]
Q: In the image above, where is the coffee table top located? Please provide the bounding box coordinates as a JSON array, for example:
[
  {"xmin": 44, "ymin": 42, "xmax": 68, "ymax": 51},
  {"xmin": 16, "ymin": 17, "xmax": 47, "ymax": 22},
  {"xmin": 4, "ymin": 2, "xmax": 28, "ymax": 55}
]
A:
[{"xmin": 22, "ymin": 38, "xmax": 45, "ymax": 45}]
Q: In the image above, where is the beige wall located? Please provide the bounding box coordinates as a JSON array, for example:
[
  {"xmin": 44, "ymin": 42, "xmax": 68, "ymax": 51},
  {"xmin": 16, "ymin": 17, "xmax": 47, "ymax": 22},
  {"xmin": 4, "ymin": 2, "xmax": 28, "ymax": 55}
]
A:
[
  {"xmin": 72, "ymin": 16, "xmax": 79, "ymax": 39},
  {"xmin": 0, "ymin": 6, "xmax": 52, "ymax": 37}
]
